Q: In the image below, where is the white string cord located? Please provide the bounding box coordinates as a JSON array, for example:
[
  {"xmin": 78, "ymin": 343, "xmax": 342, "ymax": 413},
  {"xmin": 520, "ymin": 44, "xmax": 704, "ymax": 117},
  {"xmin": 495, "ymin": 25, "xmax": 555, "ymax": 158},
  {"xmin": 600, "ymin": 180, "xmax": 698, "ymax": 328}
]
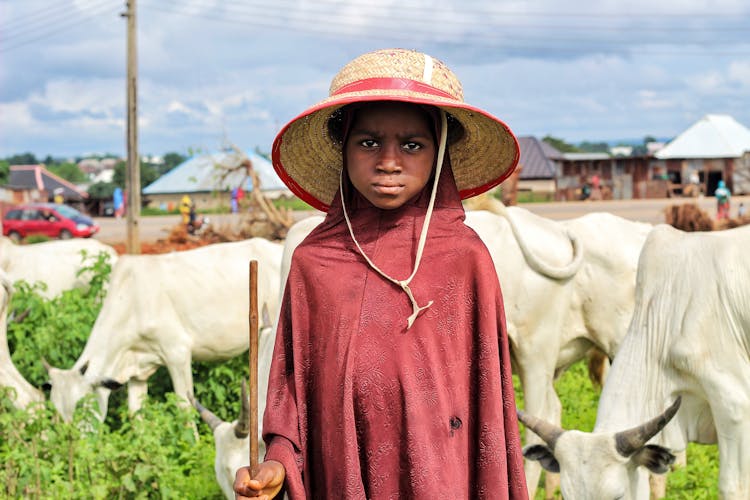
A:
[{"xmin": 341, "ymin": 110, "xmax": 448, "ymax": 329}]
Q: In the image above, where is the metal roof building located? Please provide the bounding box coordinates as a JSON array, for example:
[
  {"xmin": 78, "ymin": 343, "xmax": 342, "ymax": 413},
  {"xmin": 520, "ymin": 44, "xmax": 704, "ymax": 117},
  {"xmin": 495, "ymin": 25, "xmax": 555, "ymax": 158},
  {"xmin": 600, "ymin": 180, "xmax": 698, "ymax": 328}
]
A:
[
  {"xmin": 655, "ymin": 114, "xmax": 750, "ymax": 159},
  {"xmin": 653, "ymin": 114, "xmax": 750, "ymax": 195},
  {"xmin": 143, "ymin": 150, "xmax": 287, "ymax": 196},
  {"xmin": 516, "ymin": 136, "xmax": 562, "ymax": 180},
  {"xmin": 8, "ymin": 164, "xmax": 89, "ymax": 202}
]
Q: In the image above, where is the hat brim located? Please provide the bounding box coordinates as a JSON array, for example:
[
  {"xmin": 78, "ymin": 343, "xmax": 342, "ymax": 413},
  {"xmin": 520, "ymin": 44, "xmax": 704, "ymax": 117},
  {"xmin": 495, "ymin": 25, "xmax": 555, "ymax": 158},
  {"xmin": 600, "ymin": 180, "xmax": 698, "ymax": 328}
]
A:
[{"xmin": 272, "ymin": 91, "xmax": 519, "ymax": 212}]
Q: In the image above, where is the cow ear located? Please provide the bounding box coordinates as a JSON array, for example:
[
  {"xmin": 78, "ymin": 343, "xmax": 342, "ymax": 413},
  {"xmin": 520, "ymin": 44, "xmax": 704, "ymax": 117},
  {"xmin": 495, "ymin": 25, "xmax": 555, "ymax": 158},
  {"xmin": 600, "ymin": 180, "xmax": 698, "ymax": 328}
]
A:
[
  {"xmin": 98, "ymin": 378, "xmax": 124, "ymax": 391},
  {"xmin": 632, "ymin": 444, "xmax": 676, "ymax": 474},
  {"xmin": 523, "ymin": 444, "xmax": 560, "ymax": 473}
]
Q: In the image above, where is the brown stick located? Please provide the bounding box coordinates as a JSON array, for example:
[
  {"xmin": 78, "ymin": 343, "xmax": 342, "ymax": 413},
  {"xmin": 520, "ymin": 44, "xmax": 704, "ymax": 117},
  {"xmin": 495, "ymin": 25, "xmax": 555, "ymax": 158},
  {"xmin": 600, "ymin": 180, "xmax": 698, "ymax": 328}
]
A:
[{"xmin": 248, "ymin": 260, "xmax": 259, "ymax": 468}]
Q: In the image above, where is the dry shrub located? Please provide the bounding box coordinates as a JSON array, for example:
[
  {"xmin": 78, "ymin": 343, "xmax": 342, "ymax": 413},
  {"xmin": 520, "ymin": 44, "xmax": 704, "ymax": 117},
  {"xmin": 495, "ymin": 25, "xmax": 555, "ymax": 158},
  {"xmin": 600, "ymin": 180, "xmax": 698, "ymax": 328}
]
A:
[
  {"xmin": 715, "ymin": 214, "xmax": 750, "ymax": 231},
  {"xmin": 664, "ymin": 203, "xmax": 714, "ymax": 232},
  {"xmin": 665, "ymin": 203, "xmax": 750, "ymax": 232}
]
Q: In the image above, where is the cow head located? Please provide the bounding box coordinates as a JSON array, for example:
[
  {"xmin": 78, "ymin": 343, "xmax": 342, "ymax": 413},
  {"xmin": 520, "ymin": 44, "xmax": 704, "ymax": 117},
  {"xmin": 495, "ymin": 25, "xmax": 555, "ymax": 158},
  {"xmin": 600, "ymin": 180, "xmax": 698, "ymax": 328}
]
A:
[
  {"xmin": 43, "ymin": 359, "xmax": 123, "ymax": 422},
  {"xmin": 191, "ymin": 379, "xmax": 252, "ymax": 499},
  {"xmin": 517, "ymin": 397, "xmax": 681, "ymax": 500}
]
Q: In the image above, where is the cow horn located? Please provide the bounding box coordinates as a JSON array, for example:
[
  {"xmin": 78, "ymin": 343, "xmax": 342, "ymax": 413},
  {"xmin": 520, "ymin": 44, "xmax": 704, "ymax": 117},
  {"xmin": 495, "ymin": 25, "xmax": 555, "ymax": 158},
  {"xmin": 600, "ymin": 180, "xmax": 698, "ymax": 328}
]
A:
[
  {"xmin": 191, "ymin": 396, "xmax": 224, "ymax": 431},
  {"xmin": 41, "ymin": 357, "xmax": 52, "ymax": 371},
  {"xmin": 516, "ymin": 408, "xmax": 564, "ymax": 451},
  {"xmin": 615, "ymin": 396, "xmax": 682, "ymax": 457},
  {"xmin": 234, "ymin": 379, "xmax": 250, "ymax": 439}
]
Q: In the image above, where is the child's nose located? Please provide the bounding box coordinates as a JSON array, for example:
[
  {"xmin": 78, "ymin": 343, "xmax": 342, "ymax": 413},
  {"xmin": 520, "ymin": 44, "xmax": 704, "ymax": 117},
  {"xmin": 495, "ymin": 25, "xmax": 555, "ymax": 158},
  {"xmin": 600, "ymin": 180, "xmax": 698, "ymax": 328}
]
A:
[{"xmin": 376, "ymin": 144, "xmax": 401, "ymax": 173}]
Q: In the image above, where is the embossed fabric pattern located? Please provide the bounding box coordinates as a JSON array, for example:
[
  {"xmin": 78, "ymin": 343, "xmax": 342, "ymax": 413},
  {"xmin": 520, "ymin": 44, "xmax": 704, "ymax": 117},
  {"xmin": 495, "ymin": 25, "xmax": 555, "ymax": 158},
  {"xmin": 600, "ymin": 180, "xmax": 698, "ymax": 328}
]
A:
[{"xmin": 263, "ymin": 161, "xmax": 527, "ymax": 499}]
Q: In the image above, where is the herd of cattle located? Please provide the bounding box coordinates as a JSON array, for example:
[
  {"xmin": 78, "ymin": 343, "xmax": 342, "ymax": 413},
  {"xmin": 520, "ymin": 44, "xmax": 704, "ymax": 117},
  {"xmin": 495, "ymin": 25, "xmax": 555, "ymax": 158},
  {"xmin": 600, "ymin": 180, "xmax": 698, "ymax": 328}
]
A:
[{"xmin": 1, "ymin": 203, "xmax": 748, "ymax": 499}]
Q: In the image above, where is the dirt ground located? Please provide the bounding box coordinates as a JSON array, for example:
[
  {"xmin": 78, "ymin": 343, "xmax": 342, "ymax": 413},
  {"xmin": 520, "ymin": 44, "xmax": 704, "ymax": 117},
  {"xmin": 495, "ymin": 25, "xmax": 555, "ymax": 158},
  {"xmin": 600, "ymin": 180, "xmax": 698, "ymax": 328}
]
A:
[
  {"xmin": 109, "ymin": 225, "xmax": 228, "ymax": 255},
  {"xmin": 105, "ymin": 197, "xmax": 750, "ymax": 255}
]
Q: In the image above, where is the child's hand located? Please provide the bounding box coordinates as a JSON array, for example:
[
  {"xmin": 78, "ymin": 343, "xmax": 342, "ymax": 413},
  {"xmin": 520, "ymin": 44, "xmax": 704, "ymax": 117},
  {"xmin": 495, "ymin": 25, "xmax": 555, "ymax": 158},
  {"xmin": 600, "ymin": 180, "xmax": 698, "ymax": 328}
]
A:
[{"xmin": 234, "ymin": 460, "xmax": 285, "ymax": 499}]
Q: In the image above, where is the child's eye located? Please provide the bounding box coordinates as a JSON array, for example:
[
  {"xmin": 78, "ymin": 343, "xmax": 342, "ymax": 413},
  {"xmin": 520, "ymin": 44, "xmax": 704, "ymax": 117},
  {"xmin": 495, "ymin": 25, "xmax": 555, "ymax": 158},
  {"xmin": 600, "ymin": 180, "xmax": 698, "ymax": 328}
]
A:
[
  {"xmin": 360, "ymin": 139, "xmax": 379, "ymax": 148},
  {"xmin": 402, "ymin": 142, "xmax": 422, "ymax": 151}
]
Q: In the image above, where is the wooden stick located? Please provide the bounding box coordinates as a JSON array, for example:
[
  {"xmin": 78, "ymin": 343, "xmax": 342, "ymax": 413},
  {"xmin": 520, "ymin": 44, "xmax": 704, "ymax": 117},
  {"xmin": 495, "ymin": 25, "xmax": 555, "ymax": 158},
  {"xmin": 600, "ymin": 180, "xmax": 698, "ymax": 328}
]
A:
[{"xmin": 248, "ymin": 260, "xmax": 259, "ymax": 468}]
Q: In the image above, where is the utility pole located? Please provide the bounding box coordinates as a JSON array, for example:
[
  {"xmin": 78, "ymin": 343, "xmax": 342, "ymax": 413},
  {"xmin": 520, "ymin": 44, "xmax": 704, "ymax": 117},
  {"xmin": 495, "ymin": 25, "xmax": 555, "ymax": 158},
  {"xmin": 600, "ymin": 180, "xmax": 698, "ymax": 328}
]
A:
[{"xmin": 123, "ymin": 0, "xmax": 140, "ymax": 254}]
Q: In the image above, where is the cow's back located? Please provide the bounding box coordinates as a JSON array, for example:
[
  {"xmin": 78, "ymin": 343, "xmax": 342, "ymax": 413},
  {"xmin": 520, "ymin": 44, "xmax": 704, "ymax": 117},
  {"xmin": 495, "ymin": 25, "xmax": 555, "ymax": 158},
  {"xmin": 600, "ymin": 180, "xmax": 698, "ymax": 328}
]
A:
[{"xmin": 1, "ymin": 238, "xmax": 118, "ymax": 298}]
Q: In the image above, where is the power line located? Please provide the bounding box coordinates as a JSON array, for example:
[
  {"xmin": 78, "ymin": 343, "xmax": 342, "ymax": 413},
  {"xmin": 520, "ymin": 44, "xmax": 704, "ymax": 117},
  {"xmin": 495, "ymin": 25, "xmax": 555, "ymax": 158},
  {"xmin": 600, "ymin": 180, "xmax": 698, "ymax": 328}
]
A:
[
  {"xmin": 139, "ymin": 2, "xmax": 750, "ymax": 55},
  {"xmin": 1, "ymin": 1, "xmax": 121, "ymax": 53},
  {"xmin": 142, "ymin": 0, "xmax": 750, "ymax": 42},
  {"xmin": 3, "ymin": 0, "xmax": 748, "ymax": 55},
  {"xmin": 3, "ymin": 1, "xmax": 90, "ymax": 31},
  {"xmin": 209, "ymin": 0, "xmax": 748, "ymax": 20}
]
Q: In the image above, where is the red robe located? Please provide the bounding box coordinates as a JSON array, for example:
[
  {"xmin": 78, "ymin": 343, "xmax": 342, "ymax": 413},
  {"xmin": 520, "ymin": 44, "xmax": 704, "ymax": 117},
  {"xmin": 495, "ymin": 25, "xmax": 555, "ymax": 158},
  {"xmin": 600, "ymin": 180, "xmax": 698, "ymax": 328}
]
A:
[{"xmin": 262, "ymin": 161, "xmax": 527, "ymax": 499}]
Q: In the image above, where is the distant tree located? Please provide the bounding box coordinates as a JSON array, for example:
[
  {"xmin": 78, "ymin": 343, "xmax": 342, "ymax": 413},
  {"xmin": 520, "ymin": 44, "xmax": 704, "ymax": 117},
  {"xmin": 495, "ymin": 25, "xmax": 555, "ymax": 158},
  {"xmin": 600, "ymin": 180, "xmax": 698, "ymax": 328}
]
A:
[
  {"xmin": 112, "ymin": 159, "xmax": 159, "ymax": 190},
  {"xmin": 48, "ymin": 162, "xmax": 87, "ymax": 184},
  {"xmin": 141, "ymin": 161, "xmax": 159, "ymax": 188},
  {"xmin": 0, "ymin": 160, "xmax": 9, "ymax": 184},
  {"xmin": 6, "ymin": 152, "xmax": 38, "ymax": 165},
  {"xmin": 87, "ymin": 181, "xmax": 116, "ymax": 200},
  {"xmin": 542, "ymin": 135, "xmax": 580, "ymax": 153},
  {"xmin": 577, "ymin": 141, "xmax": 610, "ymax": 153},
  {"xmin": 113, "ymin": 160, "xmax": 126, "ymax": 187},
  {"xmin": 631, "ymin": 136, "xmax": 658, "ymax": 156},
  {"xmin": 160, "ymin": 152, "xmax": 187, "ymax": 176}
]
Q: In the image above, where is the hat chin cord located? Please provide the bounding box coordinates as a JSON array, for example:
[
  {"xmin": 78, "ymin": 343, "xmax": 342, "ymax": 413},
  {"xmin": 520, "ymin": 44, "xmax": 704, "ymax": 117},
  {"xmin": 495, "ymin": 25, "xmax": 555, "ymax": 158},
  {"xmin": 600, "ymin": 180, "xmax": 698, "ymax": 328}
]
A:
[{"xmin": 341, "ymin": 110, "xmax": 448, "ymax": 330}]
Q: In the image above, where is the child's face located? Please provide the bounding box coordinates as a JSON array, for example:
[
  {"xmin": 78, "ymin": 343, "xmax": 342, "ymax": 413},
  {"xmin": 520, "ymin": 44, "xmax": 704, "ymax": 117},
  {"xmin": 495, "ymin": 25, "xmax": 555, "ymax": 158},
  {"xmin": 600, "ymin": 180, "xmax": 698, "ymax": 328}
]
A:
[{"xmin": 345, "ymin": 102, "xmax": 436, "ymax": 210}]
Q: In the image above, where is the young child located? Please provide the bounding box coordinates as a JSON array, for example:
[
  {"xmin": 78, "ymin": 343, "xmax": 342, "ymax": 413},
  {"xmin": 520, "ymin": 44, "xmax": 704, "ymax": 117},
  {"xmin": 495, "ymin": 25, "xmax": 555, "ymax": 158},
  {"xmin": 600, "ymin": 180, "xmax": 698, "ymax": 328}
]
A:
[{"xmin": 235, "ymin": 48, "xmax": 527, "ymax": 499}]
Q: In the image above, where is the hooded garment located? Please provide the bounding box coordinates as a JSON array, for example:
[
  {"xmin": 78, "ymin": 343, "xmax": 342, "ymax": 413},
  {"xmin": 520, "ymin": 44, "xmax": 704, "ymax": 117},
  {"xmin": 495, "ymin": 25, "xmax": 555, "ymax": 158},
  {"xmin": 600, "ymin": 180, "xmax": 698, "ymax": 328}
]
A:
[{"xmin": 262, "ymin": 141, "xmax": 527, "ymax": 499}]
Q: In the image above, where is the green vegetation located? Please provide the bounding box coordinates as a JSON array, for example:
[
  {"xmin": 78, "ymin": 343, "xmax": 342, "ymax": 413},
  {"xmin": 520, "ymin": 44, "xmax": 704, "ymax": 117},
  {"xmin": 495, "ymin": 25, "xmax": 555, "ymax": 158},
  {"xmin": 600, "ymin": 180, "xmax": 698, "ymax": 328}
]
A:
[
  {"xmin": 516, "ymin": 191, "xmax": 555, "ymax": 203},
  {"xmin": 272, "ymin": 196, "xmax": 313, "ymax": 211},
  {"xmin": 542, "ymin": 135, "xmax": 580, "ymax": 153},
  {"xmin": 2, "ymin": 249, "xmax": 720, "ymax": 498}
]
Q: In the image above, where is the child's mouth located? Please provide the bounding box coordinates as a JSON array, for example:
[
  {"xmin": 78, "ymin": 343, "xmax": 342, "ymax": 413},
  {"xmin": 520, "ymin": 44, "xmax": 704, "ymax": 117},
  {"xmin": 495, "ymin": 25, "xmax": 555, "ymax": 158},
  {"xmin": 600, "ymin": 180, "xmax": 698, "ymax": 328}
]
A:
[{"xmin": 373, "ymin": 184, "xmax": 404, "ymax": 195}]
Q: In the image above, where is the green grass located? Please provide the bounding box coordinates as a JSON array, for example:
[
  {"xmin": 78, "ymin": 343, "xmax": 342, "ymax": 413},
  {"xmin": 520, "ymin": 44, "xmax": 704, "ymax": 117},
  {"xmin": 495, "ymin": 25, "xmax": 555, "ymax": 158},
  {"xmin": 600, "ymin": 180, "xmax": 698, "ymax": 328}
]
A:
[
  {"xmin": 514, "ymin": 361, "xmax": 719, "ymax": 499},
  {"xmin": 516, "ymin": 190, "xmax": 556, "ymax": 203},
  {"xmin": 272, "ymin": 196, "xmax": 313, "ymax": 211}
]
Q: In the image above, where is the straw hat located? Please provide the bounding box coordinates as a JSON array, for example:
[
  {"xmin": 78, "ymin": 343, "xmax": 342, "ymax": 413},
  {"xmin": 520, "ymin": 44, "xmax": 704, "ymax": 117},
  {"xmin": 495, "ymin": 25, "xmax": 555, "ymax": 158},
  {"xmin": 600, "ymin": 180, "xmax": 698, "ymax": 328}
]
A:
[{"xmin": 272, "ymin": 48, "xmax": 520, "ymax": 212}]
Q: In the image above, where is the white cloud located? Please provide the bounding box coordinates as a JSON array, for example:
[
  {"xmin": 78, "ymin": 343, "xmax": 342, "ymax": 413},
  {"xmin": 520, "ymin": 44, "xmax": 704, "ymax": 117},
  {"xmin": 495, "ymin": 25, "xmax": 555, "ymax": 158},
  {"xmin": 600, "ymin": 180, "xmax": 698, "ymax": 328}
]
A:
[
  {"xmin": 0, "ymin": 102, "xmax": 34, "ymax": 127},
  {"xmin": 28, "ymin": 78, "xmax": 121, "ymax": 115},
  {"xmin": 689, "ymin": 71, "xmax": 725, "ymax": 93},
  {"xmin": 728, "ymin": 60, "xmax": 750, "ymax": 87},
  {"xmin": 636, "ymin": 90, "xmax": 675, "ymax": 110}
]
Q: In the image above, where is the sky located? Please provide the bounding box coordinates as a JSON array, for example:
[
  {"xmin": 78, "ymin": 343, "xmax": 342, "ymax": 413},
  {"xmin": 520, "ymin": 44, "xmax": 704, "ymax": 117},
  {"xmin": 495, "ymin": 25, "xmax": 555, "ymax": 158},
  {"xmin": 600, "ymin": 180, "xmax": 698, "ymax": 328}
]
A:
[{"xmin": 1, "ymin": 0, "xmax": 749, "ymax": 160}]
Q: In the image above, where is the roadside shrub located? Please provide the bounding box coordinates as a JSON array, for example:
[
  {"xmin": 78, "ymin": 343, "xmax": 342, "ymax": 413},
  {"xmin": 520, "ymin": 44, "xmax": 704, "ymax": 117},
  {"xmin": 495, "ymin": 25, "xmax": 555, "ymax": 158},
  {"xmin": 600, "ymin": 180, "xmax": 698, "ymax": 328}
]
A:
[{"xmin": 0, "ymin": 389, "xmax": 221, "ymax": 498}]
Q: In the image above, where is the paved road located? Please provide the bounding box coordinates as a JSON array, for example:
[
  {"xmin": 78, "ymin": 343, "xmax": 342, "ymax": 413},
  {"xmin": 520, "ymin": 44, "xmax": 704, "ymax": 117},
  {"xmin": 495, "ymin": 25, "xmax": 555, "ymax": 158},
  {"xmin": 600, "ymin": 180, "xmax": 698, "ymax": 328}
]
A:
[{"xmin": 93, "ymin": 195, "xmax": 750, "ymax": 245}]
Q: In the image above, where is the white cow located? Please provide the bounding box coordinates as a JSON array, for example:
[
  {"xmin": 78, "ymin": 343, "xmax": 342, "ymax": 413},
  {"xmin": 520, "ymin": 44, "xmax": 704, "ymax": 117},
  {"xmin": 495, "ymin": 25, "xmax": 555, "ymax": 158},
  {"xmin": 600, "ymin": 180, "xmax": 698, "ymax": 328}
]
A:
[
  {"xmin": 0, "ymin": 236, "xmax": 118, "ymax": 298},
  {"xmin": 44, "ymin": 238, "xmax": 283, "ymax": 422},
  {"xmin": 519, "ymin": 223, "xmax": 750, "ymax": 499},
  {"xmin": 0, "ymin": 268, "xmax": 44, "ymax": 408},
  {"xmin": 269, "ymin": 207, "xmax": 652, "ymax": 496}
]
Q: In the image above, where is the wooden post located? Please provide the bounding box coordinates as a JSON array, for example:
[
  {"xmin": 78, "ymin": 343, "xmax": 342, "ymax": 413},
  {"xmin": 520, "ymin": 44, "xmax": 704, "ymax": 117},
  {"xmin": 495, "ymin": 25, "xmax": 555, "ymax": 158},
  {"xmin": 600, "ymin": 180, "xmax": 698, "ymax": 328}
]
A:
[
  {"xmin": 248, "ymin": 260, "xmax": 259, "ymax": 468},
  {"xmin": 123, "ymin": 0, "xmax": 140, "ymax": 254}
]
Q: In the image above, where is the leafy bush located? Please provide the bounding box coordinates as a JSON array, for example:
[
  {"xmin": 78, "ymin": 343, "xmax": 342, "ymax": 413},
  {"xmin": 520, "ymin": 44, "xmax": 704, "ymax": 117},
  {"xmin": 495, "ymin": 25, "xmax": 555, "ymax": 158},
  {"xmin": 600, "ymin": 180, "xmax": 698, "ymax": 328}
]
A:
[
  {"xmin": 25, "ymin": 235, "xmax": 52, "ymax": 244},
  {"xmin": 0, "ymin": 390, "xmax": 221, "ymax": 499}
]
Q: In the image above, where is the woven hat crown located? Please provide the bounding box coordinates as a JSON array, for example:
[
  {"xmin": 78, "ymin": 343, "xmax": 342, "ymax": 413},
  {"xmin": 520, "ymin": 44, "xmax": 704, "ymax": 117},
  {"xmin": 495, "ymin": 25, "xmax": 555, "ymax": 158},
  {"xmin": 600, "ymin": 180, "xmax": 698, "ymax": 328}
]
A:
[{"xmin": 329, "ymin": 49, "xmax": 464, "ymax": 101}]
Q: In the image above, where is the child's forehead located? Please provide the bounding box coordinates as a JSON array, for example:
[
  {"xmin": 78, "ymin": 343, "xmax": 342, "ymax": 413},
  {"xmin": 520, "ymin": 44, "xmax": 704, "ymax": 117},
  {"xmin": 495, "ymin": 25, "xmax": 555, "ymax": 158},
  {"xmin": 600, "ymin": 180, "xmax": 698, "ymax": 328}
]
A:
[{"xmin": 350, "ymin": 101, "xmax": 435, "ymax": 127}]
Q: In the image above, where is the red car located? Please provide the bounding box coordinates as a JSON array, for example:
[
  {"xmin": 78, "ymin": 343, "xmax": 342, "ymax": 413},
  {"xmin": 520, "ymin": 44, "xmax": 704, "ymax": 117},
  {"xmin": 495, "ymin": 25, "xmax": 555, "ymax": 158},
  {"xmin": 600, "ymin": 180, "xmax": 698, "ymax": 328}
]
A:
[{"xmin": 2, "ymin": 203, "xmax": 99, "ymax": 242}]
